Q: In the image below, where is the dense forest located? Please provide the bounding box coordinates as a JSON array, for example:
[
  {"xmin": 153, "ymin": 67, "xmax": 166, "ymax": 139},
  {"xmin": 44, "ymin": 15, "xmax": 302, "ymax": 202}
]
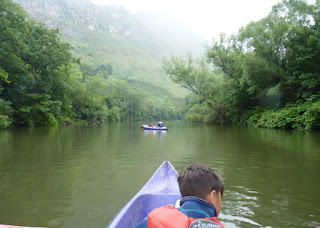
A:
[
  {"xmin": 0, "ymin": 0, "xmax": 184, "ymax": 128},
  {"xmin": 1, "ymin": 0, "xmax": 320, "ymax": 130},
  {"xmin": 164, "ymin": 0, "xmax": 320, "ymax": 130}
]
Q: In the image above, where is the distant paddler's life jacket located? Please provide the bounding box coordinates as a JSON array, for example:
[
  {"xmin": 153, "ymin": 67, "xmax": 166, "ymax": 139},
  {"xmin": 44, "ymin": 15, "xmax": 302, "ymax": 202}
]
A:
[{"xmin": 147, "ymin": 205, "xmax": 225, "ymax": 228}]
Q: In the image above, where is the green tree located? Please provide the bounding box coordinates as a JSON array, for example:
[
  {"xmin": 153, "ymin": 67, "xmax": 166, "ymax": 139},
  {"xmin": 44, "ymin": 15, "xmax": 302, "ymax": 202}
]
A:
[
  {"xmin": 0, "ymin": 0, "xmax": 74, "ymax": 126},
  {"xmin": 164, "ymin": 0, "xmax": 320, "ymax": 129},
  {"xmin": 239, "ymin": 0, "xmax": 319, "ymax": 101}
]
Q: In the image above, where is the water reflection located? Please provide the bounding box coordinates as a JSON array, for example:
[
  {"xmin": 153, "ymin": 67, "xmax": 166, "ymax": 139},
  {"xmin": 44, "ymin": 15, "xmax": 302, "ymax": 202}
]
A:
[
  {"xmin": 141, "ymin": 129, "xmax": 167, "ymax": 139},
  {"xmin": 0, "ymin": 122, "xmax": 319, "ymax": 228}
]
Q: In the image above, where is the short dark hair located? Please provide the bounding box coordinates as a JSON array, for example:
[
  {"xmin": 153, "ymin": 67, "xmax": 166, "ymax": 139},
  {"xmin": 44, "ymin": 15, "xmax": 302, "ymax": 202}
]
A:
[{"xmin": 178, "ymin": 164, "xmax": 224, "ymax": 200}]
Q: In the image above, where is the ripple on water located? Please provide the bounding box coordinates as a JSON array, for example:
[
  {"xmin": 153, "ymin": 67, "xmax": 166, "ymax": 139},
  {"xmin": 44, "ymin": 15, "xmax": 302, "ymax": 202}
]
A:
[{"xmin": 221, "ymin": 186, "xmax": 262, "ymax": 227}]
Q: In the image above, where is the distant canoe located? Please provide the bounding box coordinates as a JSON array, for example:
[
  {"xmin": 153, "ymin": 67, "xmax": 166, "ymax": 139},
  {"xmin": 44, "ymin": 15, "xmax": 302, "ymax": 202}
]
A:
[
  {"xmin": 107, "ymin": 161, "xmax": 181, "ymax": 228},
  {"xmin": 140, "ymin": 124, "xmax": 168, "ymax": 130}
]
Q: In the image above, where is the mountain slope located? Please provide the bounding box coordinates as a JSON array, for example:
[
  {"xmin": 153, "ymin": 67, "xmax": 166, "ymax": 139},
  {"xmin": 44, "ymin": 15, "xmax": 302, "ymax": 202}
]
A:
[{"xmin": 13, "ymin": 0, "xmax": 204, "ymax": 100}]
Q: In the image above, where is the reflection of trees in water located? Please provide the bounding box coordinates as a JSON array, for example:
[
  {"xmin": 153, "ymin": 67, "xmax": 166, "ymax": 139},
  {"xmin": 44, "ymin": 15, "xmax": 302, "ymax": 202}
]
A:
[
  {"xmin": 0, "ymin": 130, "xmax": 11, "ymax": 154},
  {"xmin": 200, "ymin": 126, "xmax": 320, "ymax": 228},
  {"xmin": 0, "ymin": 127, "xmax": 81, "ymax": 227},
  {"xmin": 1, "ymin": 124, "xmax": 319, "ymax": 227}
]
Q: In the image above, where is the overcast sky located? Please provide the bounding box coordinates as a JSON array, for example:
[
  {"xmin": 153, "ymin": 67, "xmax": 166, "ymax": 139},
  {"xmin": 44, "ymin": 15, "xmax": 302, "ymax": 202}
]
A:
[{"xmin": 90, "ymin": 0, "xmax": 316, "ymax": 40}]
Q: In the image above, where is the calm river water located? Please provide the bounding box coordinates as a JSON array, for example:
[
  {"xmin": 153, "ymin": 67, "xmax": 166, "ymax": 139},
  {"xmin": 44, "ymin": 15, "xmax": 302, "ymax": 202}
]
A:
[{"xmin": 0, "ymin": 121, "xmax": 319, "ymax": 228}]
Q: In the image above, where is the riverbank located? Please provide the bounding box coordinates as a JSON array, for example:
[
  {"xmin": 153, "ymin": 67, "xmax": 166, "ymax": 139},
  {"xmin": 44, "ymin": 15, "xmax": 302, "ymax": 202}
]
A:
[{"xmin": 240, "ymin": 98, "xmax": 320, "ymax": 131}]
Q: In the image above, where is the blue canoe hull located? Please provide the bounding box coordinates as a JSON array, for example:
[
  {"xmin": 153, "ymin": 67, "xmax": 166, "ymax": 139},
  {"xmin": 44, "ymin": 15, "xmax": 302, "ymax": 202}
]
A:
[
  {"xmin": 141, "ymin": 125, "xmax": 168, "ymax": 130},
  {"xmin": 107, "ymin": 161, "xmax": 181, "ymax": 228}
]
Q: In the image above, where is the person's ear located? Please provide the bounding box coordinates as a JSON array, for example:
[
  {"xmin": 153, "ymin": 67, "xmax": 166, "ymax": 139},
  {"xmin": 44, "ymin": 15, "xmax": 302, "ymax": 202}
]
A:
[{"xmin": 208, "ymin": 190, "xmax": 217, "ymax": 204}]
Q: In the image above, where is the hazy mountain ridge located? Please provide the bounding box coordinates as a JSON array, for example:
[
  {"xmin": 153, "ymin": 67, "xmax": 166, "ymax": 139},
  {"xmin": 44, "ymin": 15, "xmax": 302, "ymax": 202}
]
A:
[
  {"xmin": 12, "ymin": 0, "xmax": 203, "ymax": 99},
  {"xmin": 13, "ymin": 0, "xmax": 148, "ymax": 41},
  {"xmin": 135, "ymin": 11, "xmax": 205, "ymax": 57}
]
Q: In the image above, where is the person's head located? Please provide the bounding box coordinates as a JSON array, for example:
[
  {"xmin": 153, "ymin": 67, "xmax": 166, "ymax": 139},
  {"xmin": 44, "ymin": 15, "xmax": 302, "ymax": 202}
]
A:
[{"xmin": 178, "ymin": 164, "xmax": 224, "ymax": 215}]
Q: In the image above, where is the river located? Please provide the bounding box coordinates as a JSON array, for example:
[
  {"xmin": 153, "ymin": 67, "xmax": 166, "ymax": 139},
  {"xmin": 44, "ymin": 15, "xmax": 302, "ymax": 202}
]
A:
[{"xmin": 0, "ymin": 121, "xmax": 319, "ymax": 228}]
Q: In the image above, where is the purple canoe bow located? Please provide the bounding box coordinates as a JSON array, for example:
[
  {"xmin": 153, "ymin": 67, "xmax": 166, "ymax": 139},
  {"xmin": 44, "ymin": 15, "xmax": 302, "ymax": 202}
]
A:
[{"xmin": 107, "ymin": 161, "xmax": 182, "ymax": 228}]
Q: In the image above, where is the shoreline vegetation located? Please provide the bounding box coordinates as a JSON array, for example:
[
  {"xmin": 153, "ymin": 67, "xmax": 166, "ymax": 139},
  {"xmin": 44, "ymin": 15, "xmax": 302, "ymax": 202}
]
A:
[
  {"xmin": 0, "ymin": 0, "xmax": 183, "ymax": 129},
  {"xmin": 163, "ymin": 0, "xmax": 320, "ymax": 131},
  {"xmin": 1, "ymin": 0, "xmax": 319, "ymax": 130}
]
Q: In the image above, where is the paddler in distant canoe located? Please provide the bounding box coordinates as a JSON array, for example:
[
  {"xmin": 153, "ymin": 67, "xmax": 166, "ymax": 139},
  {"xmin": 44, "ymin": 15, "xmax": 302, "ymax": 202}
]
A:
[{"xmin": 157, "ymin": 120, "xmax": 163, "ymax": 127}]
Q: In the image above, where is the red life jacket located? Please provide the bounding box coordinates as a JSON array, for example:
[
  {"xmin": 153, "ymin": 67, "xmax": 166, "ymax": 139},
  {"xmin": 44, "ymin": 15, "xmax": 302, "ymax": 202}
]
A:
[{"xmin": 147, "ymin": 205, "xmax": 225, "ymax": 228}]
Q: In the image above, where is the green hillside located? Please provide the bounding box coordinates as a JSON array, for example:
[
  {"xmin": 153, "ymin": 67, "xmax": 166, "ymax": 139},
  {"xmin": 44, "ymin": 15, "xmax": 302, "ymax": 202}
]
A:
[
  {"xmin": 12, "ymin": 0, "xmax": 204, "ymax": 100},
  {"xmin": 1, "ymin": 0, "xmax": 206, "ymax": 128}
]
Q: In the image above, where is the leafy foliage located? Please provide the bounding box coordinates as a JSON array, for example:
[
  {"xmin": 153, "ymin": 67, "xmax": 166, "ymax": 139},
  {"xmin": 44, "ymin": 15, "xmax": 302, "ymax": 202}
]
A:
[
  {"xmin": 164, "ymin": 0, "xmax": 320, "ymax": 130},
  {"xmin": 241, "ymin": 95, "xmax": 320, "ymax": 130},
  {"xmin": 0, "ymin": 0, "xmax": 183, "ymax": 128}
]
